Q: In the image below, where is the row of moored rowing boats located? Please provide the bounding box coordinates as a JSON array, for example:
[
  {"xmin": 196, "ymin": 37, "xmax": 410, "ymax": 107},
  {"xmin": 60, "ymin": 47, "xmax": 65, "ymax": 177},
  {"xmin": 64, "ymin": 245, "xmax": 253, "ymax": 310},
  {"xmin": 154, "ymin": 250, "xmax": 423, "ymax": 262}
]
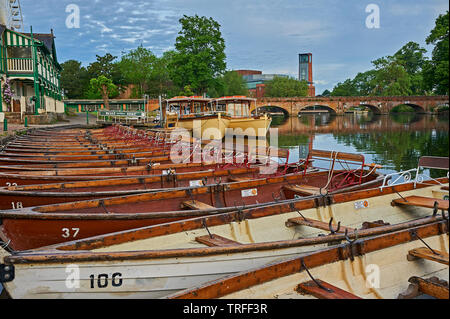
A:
[{"xmin": 0, "ymin": 124, "xmax": 448, "ymax": 299}]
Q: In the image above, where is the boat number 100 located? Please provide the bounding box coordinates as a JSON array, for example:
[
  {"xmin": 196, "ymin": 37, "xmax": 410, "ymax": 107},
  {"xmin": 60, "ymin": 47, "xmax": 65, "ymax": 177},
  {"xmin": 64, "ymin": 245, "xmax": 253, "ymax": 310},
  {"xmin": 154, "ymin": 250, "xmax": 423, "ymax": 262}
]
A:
[{"xmin": 90, "ymin": 273, "xmax": 123, "ymax": 288}]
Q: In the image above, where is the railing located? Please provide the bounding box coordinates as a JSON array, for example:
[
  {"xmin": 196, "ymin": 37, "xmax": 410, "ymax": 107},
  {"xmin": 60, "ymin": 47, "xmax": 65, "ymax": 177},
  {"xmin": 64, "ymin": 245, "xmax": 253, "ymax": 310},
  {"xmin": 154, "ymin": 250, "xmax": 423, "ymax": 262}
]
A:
[
  {"xmin": 7, "ymin": 58, "xmax": 33, "ymax": 73},
  {"xmin": 379, "ymin": 156, "xmax": 449, "ymax": 191},
  {"xmin": 97, "ymin": 110, "xmax": 148, "ymax": 124}
]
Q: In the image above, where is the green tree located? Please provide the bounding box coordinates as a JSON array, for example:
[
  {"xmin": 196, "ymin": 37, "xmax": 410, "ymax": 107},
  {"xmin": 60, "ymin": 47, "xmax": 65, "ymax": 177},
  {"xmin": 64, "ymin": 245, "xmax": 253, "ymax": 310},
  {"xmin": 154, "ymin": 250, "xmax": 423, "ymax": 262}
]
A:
[
  {"xmin": 179, "ymin": 85, "xmax": 195, "ymax": 97},
  {"xmin": 330, "ymin": 41, "xmax": 432, "ymax": 97},
  {"xmin": 90, "ymin": 76, "xmax": 117, "ymax": 109},
  {"xmin": 169, "ymin": 15, "xmax": 227, "ymax": 95},
  {"xmin": 371, "ymin": 58, "xmax": 412, "ymax": 96},
  {"xmin": 423, "ymin": 11, "xmax": 449, "ymax": 95},
  {"xmin": 87, "ymin": 53, "xmax": 125, "ymax": 88},
  {"xmin": 391, "ymin": 42, "xmax": 428, "ymax": 95},
  {"xmin": 87, "ymin": 53, "xmax": 117, "ymax": 78},
  {"xmin": 147, "ymin": 50, "xmax": 179, "ymax": 98},
  {"xmin": 321, "ymin": 89, "xmax": 331, "ymax": 96},
  {"xmin": 352, "ymin": 70, "xmax": 377, "ymax": 96},
  {"xmin": 221, "ymin": 71, "xmax": 248, "ymax": 96},
  {"xmin": 331, "ymin": 79, "xmax": 358, "ymax": 96},
  {"xmin": 265, "ymin": 77, "xmax": 309, "ymax": 97},
  {"xmin": 392, "ymin": 41, "xmax": 428, "ymax": 75},
  {"xmin": 208, "ymin": 71, "xmax": 249, "ymax": 97},
  {"xmin": 60, "ymin": 60, "xmax": 90, "ymax": 99},
  {"xmin": 118, "ymin": 46, "xmax": 157, "ymax": 98}
]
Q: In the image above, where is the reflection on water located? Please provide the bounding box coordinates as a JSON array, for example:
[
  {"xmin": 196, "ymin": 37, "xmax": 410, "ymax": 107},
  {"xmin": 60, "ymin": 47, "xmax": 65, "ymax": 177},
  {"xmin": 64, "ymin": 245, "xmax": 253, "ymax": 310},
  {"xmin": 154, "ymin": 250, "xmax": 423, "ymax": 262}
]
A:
[{"xmin": 271, "ymin": 113, "xmax": 449, "ymax": 175}]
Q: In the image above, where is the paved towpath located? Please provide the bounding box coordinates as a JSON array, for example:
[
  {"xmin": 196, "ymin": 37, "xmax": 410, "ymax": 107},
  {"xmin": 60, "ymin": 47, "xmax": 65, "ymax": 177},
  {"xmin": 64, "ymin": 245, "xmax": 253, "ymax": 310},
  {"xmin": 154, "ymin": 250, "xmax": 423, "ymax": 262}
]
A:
[{"xmin": 2, "ymin": 112, "xmax": 98, "ymax": 135}]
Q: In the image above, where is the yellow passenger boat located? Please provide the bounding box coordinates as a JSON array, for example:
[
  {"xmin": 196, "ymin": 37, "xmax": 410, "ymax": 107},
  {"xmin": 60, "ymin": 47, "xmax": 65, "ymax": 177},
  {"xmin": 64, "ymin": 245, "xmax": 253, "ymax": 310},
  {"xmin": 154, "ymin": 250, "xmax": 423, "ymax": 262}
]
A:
[
  {"xmin": 162, "ymin": 96, "xmax": 230, "ymax": 140},
  {"xmin": 213, "ymin": 96, "xmax": 272, "ymax": 138}
]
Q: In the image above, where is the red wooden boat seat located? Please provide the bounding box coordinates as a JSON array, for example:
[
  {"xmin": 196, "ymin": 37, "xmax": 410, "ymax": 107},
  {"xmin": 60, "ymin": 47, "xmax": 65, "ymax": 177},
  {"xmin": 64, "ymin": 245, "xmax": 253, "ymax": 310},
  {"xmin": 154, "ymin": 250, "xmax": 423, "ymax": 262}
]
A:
[
  {"xmin": 228, "ymin": 176, "xmax": 251, "ymax": 182},
  {"xmin": 296, "ymin": 280, "xmax": 362, "ymax": 299},
  {"xmin": 308, "ymin": 149, "xmax": 365, "ymax": 163},
  {"xmin": 391, "ymin": 196, "xmax": 449, "ymax": 210},
  {"xmin": 195, "ymin": 234, "xmax": 242, "ymax": 247},
  {"xmin": 283, "ymin": 184, "xmax": 321, "ymax": 196},
  {"xmin": 285, "ymin": 217, "xmax": 354, "ymax": 233},
  {"xmin": 182, "ymin": 200, "xmax": 216, "ymax": 210},
  {"xmin": 407, "ymin": 247, "xmax": 449, "ymax": 265},
  {"xmin": 403, "ymin": 276, "xmax": 450, "ymax": 299}
]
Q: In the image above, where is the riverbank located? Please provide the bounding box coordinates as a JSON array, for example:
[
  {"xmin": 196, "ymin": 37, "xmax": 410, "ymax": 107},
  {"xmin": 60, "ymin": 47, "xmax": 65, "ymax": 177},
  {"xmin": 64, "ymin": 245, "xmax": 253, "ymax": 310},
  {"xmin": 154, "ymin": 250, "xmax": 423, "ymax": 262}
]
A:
[{"xmin": 0, "ymin": 113, "xmax": 100, "ymax": 145}]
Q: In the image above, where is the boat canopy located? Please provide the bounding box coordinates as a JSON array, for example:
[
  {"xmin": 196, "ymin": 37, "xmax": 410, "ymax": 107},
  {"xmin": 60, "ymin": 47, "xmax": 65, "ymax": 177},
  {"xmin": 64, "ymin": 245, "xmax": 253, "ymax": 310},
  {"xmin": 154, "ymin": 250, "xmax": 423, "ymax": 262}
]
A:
[
  {"xmin": 213, "ymin": 96, "xmax": 257, "ymax": 117},
  {"xmin": 163, "ymin": 96, "xmax": 214, "ymax": 117}
]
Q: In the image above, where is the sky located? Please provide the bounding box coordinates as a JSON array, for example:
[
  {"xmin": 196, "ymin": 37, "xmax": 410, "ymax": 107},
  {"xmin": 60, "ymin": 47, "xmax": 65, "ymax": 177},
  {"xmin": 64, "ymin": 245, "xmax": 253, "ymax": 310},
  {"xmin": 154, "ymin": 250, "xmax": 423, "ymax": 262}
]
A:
[{"xmin": 16, "ymin": 0, "xmax": 450, "ymax": 94}]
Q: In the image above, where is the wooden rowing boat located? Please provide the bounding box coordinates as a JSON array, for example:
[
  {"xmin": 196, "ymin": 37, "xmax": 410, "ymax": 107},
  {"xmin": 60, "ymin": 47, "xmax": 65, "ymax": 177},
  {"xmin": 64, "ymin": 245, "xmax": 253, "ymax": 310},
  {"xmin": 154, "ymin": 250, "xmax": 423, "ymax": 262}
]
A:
[
  {"xmin": 0, "ymin": 167, "xmax": 385, "ymax": 250},
  {"xmin": 0, "ymin": 138, "xmax": 267, "ymax": 168},
  {"xmin": 0, "ymin": 179, "xmax": 447, "ymax": 298},
  {"xmin": 0, "ymin": 142, "xmax": 295, "ymax": 185},
  {"xmin": 167, "ymin": 221, "xmax": 449, "ymax": 299},
  {"xmin": 0, "ymin": 167, "xmax": 262, "ymax": 209}
]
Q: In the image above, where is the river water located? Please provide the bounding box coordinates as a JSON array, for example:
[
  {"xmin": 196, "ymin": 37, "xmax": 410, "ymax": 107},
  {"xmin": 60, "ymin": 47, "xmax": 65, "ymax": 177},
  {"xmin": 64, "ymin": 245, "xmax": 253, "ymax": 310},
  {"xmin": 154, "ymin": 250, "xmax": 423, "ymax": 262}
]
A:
[{"xmin": 270, "ymin": 112, "xmax": 449, "ymax": 177}]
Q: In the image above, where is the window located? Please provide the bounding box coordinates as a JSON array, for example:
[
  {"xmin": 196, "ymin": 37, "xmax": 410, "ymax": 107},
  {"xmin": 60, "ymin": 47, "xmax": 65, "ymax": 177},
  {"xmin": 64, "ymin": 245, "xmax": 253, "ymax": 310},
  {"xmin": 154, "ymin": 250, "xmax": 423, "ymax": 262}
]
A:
[
  {"xmin": 227, "ymin": 103, "xmax": 235, "ymax": 116},
  {"xmin": 235, "ymin": 103, "xmax": 242, "ymax": 117},
  {"xmin": 216, "ymin": 103, "xmax": 226, "ymax": 112},
  {"xmin": 7, "ymin": 46, "xmax": 32, "ymax": 59},
  {"xmin": 243, "ymin": 103, "xmax": 249, "ymax": 117},
  {"xmin": 300, "ymin": 55, "xmax": 309, "ymax": 63}
]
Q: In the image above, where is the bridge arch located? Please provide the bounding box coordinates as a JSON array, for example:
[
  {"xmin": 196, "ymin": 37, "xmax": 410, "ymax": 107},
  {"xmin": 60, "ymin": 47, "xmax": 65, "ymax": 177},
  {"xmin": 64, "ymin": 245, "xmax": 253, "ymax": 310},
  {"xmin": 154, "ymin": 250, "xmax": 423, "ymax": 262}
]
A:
[
  {"xmin": 391, "ymin": 103, "xmax": 426, "ymax": 114},
  {"xmin": 298, "ymin": 104, "xmax": 337, "ymax": 115},
  {"xmin": 435, "ymin": 103, "xmax": 449, "ymax": 112},
  {"xmin": 349, "ymin": 104, "xmax": 382, "ymax": 115},
  {"xmin": 254, "ymin": 105, "xmax": 290, "ymax": 117}
]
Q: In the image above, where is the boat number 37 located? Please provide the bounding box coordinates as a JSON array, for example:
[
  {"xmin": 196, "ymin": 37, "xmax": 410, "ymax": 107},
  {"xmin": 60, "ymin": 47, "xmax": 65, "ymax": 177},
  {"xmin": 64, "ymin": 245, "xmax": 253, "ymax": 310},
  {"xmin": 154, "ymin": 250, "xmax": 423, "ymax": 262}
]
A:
[{"xmin": 62, "ymin": 228, "xmax": 80, "ymax": 238}]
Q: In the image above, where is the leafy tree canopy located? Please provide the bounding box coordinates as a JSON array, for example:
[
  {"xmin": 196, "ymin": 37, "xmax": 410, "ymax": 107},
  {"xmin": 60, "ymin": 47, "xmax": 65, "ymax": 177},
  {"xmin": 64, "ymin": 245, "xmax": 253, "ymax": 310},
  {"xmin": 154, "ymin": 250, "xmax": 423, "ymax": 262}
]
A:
[
  {"xmin": 330, "ymin": 11, "xmax": 449, "ymax": 97},
  {"xmin": 208, "ymin": 71, "xmax": 249, "ymax": 98},
  {"xmin": 118, "ymin": 46, "xmax": 157, "ymax": 97},
  {"xmin": 90, "ymin": 75, "xmax": 118, "ymax": 108},
  {"xmin": 60, "ymin": 60, "xmax": 90, "ymax": 99},
  {"xmin": 265, "ymin": 77, "xmax": 309, "ymax": 97},
  {"xmin": 169, "ymin": 15, "xmax": 227, "ymax": 95},
  {"xmin": 424, "ymin": 11, "xmax": 449, "ymax": 95}
]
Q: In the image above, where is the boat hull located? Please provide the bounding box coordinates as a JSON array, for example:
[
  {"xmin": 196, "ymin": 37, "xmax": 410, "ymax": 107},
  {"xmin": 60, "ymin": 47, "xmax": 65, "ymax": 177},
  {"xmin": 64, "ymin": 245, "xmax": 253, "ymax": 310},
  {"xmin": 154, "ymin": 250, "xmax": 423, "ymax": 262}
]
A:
[
  {"xmin": 176, "ymin": 115, "xmax": 230, "ymax": 140},
  {"xmin": 0, "ymin": 167, "xmax": 259, "ymax": 210},
  {"xmin": 1, "ymin": 246, "xmax": 323, "ymax": 299},
  {"xmin": 0, "ymin": 181, "xmax": 447, "ymax": 299},
  {"xmin": 0, "ymin": 170, "xmax": 384, "ymax": 250},
  {"xmin": 227, "ymin": 115, "xmax": 272, "ymax": 138}
]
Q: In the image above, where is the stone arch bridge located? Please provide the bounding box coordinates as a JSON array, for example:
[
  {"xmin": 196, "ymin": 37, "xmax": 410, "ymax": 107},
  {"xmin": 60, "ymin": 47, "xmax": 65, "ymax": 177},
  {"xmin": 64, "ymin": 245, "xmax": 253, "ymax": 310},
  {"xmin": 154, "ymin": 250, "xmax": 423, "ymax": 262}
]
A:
[{"xmin": 255, "ymin": 96, "xmax": 449, "ymax": 116}]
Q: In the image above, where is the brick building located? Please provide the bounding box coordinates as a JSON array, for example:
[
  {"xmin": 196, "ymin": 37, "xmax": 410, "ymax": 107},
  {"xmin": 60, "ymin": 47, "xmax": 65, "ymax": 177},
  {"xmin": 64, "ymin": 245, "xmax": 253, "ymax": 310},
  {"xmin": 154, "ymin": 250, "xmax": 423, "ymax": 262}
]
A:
[{"xmin": 234, "ymin": 70, "xmax": 289, "ymax": 98}]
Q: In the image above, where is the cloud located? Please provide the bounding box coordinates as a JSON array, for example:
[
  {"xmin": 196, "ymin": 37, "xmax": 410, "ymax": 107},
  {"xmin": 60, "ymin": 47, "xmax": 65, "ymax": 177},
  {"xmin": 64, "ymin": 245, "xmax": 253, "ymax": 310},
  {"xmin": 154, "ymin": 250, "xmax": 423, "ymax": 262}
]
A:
[
  {"xmin": 18, "ymin": 0, "xmax": 449, "ymax": 91},
  {"xmin": 388, "ymin": 1, "xmax": 448, "ymax": 16}
]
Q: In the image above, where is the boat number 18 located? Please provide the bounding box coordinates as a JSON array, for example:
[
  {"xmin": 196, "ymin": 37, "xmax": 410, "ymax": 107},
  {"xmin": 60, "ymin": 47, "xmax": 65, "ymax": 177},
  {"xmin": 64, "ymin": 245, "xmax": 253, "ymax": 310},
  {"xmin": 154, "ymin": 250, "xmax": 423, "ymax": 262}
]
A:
[
  {"xmin": 90, "ymin": 273, "xmax": 123, "ymax": 288},
  {"xmin": 11, "ymin": 202, "xmax": 23, "ymax": 209}
]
